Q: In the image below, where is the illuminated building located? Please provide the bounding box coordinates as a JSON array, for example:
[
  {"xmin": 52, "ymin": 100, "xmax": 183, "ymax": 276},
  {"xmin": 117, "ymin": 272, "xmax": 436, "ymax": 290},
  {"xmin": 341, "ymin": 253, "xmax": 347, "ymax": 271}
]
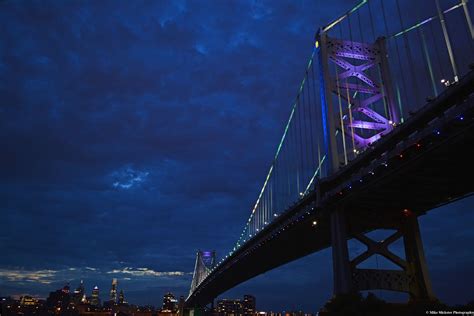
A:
[
  {"xmin": 73, "ymin": 280, "xmax": 85, "ymax": 304},
  {"xmin": 217, "ymin": 299, "xmax": 243, "ymax": 316},
  {"xmin": 46, "ymin": 285, "xmax": 71, "ymax": 313},
  {"xmin": 242, "ymin": 295, "xmax": 256, "ymax": 315},
  {"xmin": 91, "ymin": 285, "xmax": 100, "ymax": 306},
  {"xmin": 20, "ymin": 295, "xmax": 37, "ymax": 306},
  {"xmin": 62, "ymin": 283, "xmax": 70, "ymax": 294},
  {"xmin": 161, "ymin": 292, "xmax": 177, "ymax": 312},
  {"xmin": 119, "ymin": 289, "xmax": 127, "ymax": 305},
  {"xmin": 110, "ymin": 278, "xmax": 118, "ymax": 304}
]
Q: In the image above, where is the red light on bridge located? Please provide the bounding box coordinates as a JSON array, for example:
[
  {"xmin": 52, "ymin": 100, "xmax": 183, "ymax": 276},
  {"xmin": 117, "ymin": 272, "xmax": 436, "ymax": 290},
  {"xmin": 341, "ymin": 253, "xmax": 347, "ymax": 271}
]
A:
[{"xmin": 403, "ymin": 208, "xmax": 413, "ymax": 217}]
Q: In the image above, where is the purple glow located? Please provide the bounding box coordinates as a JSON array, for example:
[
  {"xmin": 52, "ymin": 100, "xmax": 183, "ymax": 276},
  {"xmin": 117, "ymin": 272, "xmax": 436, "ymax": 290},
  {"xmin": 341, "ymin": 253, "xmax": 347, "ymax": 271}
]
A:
[{"xmin": 326, "ymin": 37, "xmax": 398, "ymax": 150}]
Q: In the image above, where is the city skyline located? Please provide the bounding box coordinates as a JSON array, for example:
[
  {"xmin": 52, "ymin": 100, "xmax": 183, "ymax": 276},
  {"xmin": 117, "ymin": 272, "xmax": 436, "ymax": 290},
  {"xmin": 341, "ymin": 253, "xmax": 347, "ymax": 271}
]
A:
[
  {"xmin": 1, "ymin": 0, "xmax": 474, "ymax": 313},
  {"xmin": 2, "ymin": 280, "xmax": 265, "ymax": 314}
]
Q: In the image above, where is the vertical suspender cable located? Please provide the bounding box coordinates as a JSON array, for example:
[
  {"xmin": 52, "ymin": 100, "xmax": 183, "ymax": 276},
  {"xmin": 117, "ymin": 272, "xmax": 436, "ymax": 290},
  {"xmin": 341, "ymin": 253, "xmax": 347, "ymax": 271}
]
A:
[
  {"xmin": 301, "ymin": 77, "xmax": 309, "ymax": 189},
  {"xmin": 461, "ymin": 0, "xmax": 474, "ymax": 39},
  {"xmin": 334, "ymin": 63, "xmax": 348, "ymax": 165},
  {"xmin": 292, "ymin": 104, "xmax": 300, "ymax": 195},
  {"xmin": 340, "ymin": 23, "xmax": 356, "ymax": 155},
  {"xmin": 368, "ymin": 0, "xmax": 376, "ymax": 42},
  {"xmin": 382, "ymin": 0, "xmax": 407, "ymax": 121},
  {"xmin": 299, "ymin": 85, "xmax": 308, "ymax": 192},
  {"xmin": 306, "ymin": 65, "xmax": 316, "ymax": 180},
  {"xmin": 418, "ymin": 27, "xmax": 438, "ymax": 96},
  {"xmin": 435, "ymin": 0, "xmax": 459, "ymax": 82},
  {"xmin": 311, "ymin": 58, "xmax": 321, "ymax": 177},
  {"xmin": 429, "ymin": 21, "xmax": 445, "ymax": 88},
  {"xmin": 396, "ymin": 0, "xmax": 421, "ymax": 108},
  {"xmin": 297, "ymin": 93, "xmax": 305, "ymax": 195}
]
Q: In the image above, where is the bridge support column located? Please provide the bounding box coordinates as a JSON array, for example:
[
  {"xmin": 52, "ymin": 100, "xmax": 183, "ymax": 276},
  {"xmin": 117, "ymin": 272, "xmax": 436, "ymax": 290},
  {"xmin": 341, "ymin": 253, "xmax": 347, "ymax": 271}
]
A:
[
  {"xmin": 403, "ymin": 215, "xmax": 435, "ymax": 300},
  {"xmin": 331, "ymin": 210, "xmax": 435, "ymax": 301},
  {"xmin": 330, "ymin": 209, "xmax": 352, "ymax": 295}
]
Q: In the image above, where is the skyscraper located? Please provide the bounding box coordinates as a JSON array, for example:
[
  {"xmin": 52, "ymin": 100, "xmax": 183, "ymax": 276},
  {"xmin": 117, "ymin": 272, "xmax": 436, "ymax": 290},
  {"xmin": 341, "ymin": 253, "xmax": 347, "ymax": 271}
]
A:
[
  {"xmin": 109, "ymin": 278, "xmax": 118, "ymax": 304},
  {"xmin": 91, "ymin": 286, "xmax": 100, "ymax": 307},
  {"xmin": 118, "ymin": 289, "xmax": 126, "ymax": 305},
  {"xmin": 161, "ymin": 292, "xmax": 177, "ymax": 312},
  {"xmin": 73, "ymin": 280, "xmax": 85, "ymax": 304},
  {"xmin": 217, "ymin": 299, "xmax": 243, "ymax": 316},
  {"xmin": 242, "ymin": 295, "xmax": 256, "ymax": 315}
]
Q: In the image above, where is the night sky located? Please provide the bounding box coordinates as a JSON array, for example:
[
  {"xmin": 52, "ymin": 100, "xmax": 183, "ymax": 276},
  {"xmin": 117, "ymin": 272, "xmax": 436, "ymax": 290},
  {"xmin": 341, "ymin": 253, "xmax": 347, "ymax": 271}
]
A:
[{"xmin": 1, "ymin": 0, "xmax": 474, "ymax": 312}]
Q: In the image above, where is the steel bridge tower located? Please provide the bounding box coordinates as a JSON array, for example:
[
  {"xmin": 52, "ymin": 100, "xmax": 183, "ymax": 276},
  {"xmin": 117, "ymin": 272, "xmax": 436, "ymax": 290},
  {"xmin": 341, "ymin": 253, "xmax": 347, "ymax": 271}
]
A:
[{"xmin": 317, "ymin": 29, "xmax": 435, "ymax": 300}]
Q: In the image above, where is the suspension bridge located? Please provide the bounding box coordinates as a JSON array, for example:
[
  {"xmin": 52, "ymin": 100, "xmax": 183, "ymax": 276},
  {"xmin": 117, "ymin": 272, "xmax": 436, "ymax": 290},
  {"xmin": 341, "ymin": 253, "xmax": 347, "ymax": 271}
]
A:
[{"xmin": 186, "ymin": 0, "xmax": 474, "ymax": 309}]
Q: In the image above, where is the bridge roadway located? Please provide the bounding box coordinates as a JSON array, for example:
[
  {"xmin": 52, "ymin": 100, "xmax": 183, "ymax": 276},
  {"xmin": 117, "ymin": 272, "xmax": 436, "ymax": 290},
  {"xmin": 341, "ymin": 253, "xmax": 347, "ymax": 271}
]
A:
[{"xmin": 186, "ymin": 70, "xmax": 474, "ymax": 307}]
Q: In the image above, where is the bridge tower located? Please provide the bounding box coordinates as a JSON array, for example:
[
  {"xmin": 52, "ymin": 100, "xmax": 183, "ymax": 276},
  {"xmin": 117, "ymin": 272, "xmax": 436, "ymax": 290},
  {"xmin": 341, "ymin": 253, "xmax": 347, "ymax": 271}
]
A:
[
  {"xmin": 189, "ymin": 250, "xmax": 216, "ymax": 301},
  {"xmin": 317, "ymin": 30, "xmax": 435, "ymax": 301}
]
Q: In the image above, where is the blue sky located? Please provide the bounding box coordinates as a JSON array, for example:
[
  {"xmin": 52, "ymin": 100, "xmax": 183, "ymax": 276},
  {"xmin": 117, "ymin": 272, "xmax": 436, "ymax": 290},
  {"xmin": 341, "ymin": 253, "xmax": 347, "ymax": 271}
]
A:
[{"xmin": 1, "ymin": 0, "xmax": 473, "ymax": 312}]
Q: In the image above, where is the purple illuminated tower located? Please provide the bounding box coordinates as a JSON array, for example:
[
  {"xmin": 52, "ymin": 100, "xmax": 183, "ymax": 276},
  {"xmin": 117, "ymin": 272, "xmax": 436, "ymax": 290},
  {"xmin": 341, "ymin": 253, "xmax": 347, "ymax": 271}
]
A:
[
  {"xmin": 318, "ymin": 31, "xmax": 399, "ymax": 171},
  {"xmin": 189, "ymin": 250, "xmax": 216, "ymax": 297}
]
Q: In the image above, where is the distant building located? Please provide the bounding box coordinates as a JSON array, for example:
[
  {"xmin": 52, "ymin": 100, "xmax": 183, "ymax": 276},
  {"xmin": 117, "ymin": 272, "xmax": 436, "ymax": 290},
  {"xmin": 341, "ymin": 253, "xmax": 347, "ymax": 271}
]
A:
[
  {"xmin": 217, "ymin": 299, "xmax": 243, "ymax": 316},
  {"xmin": 242, "ymin": 295, "xmax": 256, "ymax": 315},
  {"xmin": 46, "ymin": 284, "xmax": 71, "ymax": 313},
  {"xmin": 73, "ymin": 280, "xmax": 85, "ymax": 304},
  {"xmin": 62, "ymin": 283, "xmax": 70, "ymax": 294},
  {"xmin": 119, "ymin": 289, "xmax": 127, "ymax": 305},
  {"xmin": 20, "ymin": 295, "xmax": 37, "ymax": 306},
  {"xmin": 161, "ymin": 292, "xmax": 178, "ymax": 312},
  {"xmin": 91, "ymin": 285, "xmax": 100, "ymax": 307},
  {"xmin": 110, "ymin": 278, "xmax": 118, "ymax": 304}
]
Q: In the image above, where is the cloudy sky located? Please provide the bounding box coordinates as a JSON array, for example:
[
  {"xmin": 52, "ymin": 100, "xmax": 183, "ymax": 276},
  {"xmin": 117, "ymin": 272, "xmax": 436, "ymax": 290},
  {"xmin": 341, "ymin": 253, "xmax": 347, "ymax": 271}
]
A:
[{"xmin": 1, "ymin": 0, "xmax": 473, "ymax": 312}]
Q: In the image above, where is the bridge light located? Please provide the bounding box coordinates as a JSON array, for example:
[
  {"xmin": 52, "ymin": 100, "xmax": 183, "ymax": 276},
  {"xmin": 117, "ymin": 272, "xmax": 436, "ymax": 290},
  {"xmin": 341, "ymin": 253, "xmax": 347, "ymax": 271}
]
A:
[
  {"xmin": 460, "ymin": 116, "xmax": 464, "ymax": 120},
  {"xmin": 312, "ymin": 220, "xmax": 318, "ymax": 227},
  {"xmin": 399, "ymin": 154, "xmax": 403, "ymax": 158}
]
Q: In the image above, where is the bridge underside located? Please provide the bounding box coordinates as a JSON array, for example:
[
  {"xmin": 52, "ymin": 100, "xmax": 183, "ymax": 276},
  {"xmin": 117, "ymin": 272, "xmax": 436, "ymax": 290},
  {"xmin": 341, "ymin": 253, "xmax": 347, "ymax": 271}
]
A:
[{"xmin": 186, "ymin": 71, "xmax": 474, "ymax": 307}]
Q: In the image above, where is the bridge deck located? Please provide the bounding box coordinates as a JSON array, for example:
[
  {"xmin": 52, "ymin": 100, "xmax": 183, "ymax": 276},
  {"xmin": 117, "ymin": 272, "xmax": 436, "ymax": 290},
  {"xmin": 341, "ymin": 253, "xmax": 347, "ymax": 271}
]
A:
[{"xmin": 186, "ymin": 70, "xmax": 474, "ymax": 307}]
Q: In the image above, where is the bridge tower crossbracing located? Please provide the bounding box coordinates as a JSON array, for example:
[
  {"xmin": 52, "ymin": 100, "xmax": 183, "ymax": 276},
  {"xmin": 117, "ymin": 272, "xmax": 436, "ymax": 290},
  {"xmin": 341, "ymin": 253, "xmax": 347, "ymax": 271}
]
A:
[
  {"xmin": 317, "ymin": 30, "xmax": 435, "ymax": 300},
  {"xmin": 329, "ymin": 206, "xmax": 435, "ymax": 300}
]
